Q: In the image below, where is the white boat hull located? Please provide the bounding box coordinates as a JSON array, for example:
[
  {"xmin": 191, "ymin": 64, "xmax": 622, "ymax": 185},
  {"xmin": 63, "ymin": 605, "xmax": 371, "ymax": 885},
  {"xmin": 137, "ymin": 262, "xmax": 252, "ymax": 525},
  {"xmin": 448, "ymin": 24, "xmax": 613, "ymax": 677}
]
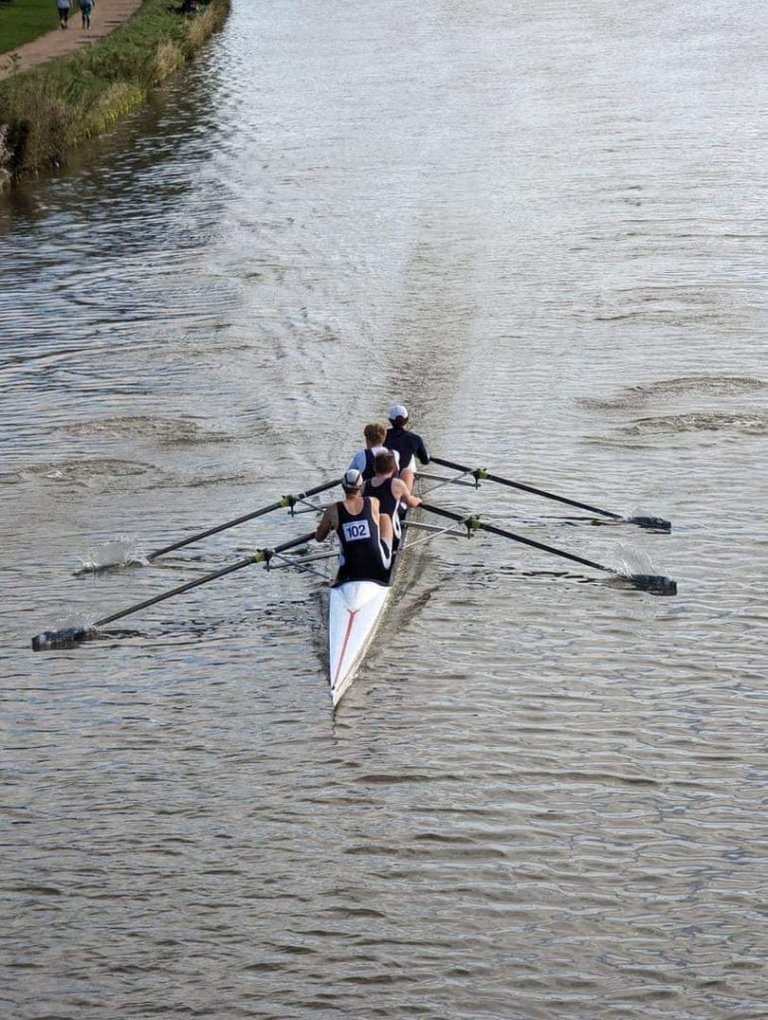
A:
[{"xmin": 328, "ymin": 580, "xmax": 391, "ymax": 706}]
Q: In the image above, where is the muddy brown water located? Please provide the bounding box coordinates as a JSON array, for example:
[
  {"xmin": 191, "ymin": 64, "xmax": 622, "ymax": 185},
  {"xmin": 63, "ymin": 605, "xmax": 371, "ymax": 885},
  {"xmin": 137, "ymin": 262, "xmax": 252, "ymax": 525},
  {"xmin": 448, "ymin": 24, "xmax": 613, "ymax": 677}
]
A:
[{"xmin": 1, "ymin": 2, "xmax": 766, "ymax": 1017}]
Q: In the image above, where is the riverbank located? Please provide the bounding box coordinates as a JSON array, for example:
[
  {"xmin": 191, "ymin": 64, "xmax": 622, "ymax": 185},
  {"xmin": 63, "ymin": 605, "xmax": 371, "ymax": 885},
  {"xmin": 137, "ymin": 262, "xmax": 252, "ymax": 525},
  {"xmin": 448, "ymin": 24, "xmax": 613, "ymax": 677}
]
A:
[
  {"xmin": 0, "ymin": 0, "xmax": 144, "ymax": 80},
  {"xmin": 0, "ymin": 0, "xmax": 230, "ymax": 188},
  {"xmin": 0, "ymin": 0, "xmax": 58, "ymax": 55}
]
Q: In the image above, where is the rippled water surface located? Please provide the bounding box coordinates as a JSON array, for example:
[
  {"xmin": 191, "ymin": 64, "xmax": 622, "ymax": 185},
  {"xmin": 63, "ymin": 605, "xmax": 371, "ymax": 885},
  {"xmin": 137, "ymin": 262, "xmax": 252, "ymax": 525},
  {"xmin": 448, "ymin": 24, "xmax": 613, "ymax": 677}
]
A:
[{"xmin": 2, "ymin": 2, "xmax": 767, "ymax": 1017}]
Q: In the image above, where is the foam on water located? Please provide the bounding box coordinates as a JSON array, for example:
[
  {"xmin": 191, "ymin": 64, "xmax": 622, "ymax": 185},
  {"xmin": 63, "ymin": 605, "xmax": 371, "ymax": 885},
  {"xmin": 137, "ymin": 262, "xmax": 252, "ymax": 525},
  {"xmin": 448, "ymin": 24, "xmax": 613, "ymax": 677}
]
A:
[
  {"xmin": 77, "ymin": 535, "xmax": 150, "ymax": 572},
  {"xmin": 610, "ymin": 542, "xmax": 658, "ymax": 578}
]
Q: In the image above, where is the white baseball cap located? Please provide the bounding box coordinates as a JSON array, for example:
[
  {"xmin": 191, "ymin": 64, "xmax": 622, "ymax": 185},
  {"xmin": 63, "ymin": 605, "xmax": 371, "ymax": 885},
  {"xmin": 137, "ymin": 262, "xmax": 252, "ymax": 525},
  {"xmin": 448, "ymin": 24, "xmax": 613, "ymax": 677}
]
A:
[
  {"xmin": 342, "ymin": 468, "xmax": 364, "ymax": 490},
  {"xmin": 388, "ymin": 403, "xmax": 408, "ymax": 421}
]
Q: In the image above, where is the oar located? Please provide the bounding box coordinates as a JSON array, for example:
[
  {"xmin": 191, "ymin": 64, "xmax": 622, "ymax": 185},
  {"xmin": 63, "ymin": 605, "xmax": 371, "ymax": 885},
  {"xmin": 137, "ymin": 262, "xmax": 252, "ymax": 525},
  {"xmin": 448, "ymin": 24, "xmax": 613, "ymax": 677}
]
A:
[
  {"xmin": 143, "ymin": 478, "xmax": 339, "ymax": 561},
  {"xmin": 421, "ymin": 503, "xmax": 676, "ymax": 595},
  {"xmin": 430, "ymin": 456, "xmax": 670, "ymax": 531},
  {"xmin": 32, "ymin": 531, "xmax": 317, "ymax": 651}
]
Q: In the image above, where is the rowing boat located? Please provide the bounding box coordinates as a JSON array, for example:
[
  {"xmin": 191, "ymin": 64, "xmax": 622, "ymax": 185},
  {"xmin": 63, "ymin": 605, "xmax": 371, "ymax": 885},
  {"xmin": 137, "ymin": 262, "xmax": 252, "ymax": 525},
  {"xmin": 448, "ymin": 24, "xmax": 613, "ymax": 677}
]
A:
[
  {"xmin": 30, "ymin": 461, "xmax": 676, "ymax": 699},
  {"xmin": 327, "ymin": 512, "xmax": 408, "ymax": 706},
  {"xmin": 328, "ymin": 580, "xmax": 391, "ymax": 706}
]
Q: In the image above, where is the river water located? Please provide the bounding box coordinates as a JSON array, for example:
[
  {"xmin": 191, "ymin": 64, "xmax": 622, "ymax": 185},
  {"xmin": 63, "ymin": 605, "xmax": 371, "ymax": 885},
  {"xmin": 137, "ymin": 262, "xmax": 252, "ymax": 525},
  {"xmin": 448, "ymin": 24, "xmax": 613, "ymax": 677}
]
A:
[{"xmin": 2, "ymin": 1, "xmax": 767, "ymax": 1017}]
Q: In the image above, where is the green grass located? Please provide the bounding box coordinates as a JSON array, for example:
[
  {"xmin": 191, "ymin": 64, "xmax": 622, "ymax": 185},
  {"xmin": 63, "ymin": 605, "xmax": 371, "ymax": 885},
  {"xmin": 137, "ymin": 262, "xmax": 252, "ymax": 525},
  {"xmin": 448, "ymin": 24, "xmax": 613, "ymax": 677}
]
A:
[
  {"xmin": 0, "ymin": 0, "xmax": 230, "ymax": 179},
  {"xmin": 0, "ymin": 0, "xmax": 59, "ymax": 55}
]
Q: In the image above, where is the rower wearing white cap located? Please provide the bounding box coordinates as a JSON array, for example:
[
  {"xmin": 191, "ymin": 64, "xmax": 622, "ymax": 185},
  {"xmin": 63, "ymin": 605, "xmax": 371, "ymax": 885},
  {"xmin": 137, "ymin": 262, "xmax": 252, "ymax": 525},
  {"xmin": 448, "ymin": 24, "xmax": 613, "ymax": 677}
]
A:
[
  {"xmin": 315, "ymin": 468, "xmax": 392, "ymax": 583},
  {"xmin": 384, "ymin": 404, "xmax": 430, "ymax": 492}
]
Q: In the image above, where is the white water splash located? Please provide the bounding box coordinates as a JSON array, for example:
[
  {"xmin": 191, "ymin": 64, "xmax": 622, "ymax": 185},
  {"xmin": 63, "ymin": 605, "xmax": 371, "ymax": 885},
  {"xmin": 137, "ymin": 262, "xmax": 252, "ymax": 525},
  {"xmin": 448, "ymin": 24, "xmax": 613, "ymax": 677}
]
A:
[
  {"xmin": 610, "ymin": 542, "xmax": 658, "ymax": 578},
  {"xmin": 78, "ymin": 536, "xmax": 149, "ymax": 572},
  {"xmin": 627, "ymin": 505, "xmax": 650, "ymax": 520},
  {"xmin": 55, "ymin": 609, "xmax": 97, "ymax": 630}
]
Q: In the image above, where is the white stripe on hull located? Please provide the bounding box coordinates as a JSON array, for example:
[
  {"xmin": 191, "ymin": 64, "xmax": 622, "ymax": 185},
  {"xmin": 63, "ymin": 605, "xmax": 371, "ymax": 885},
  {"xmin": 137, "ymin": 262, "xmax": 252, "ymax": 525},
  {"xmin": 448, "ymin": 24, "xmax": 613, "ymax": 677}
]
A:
[{"xmin": 328, "ymin": 580, "xmax": 391, "ymax": 706}]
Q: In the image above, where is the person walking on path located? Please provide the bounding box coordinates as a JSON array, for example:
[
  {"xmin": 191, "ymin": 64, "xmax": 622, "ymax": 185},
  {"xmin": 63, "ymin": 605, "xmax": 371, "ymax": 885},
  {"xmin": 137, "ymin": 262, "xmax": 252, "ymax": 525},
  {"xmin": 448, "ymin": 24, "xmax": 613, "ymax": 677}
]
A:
[
  {"xmin": 57, "ymin": 0, "xmax": 71, "ymax": 29},
  {"xmin": 79, "ymin": 0, "xmax": 94, "ymax": 30}
]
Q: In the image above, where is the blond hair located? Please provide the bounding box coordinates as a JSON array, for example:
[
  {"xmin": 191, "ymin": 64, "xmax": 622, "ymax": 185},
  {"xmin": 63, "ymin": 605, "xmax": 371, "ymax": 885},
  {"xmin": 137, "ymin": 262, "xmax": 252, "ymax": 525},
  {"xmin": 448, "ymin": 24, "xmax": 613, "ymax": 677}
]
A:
[{"xmin": 363, "ymin": 422, "xmax": 387, "ymax": 445}]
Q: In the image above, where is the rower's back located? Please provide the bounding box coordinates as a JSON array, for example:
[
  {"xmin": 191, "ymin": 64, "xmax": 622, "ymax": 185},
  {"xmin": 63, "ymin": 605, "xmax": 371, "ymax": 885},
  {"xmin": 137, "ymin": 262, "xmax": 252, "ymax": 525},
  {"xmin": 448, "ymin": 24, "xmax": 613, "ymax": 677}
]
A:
[
  {"xmin": 384, "ymin": 403, "xmax": 429, "ymax": 490},
  {"xmin": 335, "ymin": 489, "xmax": 388, "ymax": 585}
]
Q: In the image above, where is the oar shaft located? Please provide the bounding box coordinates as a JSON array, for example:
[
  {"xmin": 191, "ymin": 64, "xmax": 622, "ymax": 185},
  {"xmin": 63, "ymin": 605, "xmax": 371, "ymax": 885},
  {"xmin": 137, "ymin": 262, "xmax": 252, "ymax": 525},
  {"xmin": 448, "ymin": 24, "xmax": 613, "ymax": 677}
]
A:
[
  {"xmin": 430, "ymin": 456, "xmax": 622, "ymax": 521},
  {"xmin": 95, "ymin": 558, "xmax": 259, "ymax": 627},
  {"xmin": 476, "ymin": 519, "xmax": 608, "ymax": 573},
  {"xmin": 148, "ymin": 502, "xmax": 282, "ymax": 559},
  {"xmin": 421, "ymin": 503, "xmax": 609, "ymax": 574},
  {"xmin": 148, "ymin": 478, "xmax": 338, "ymax": 560},
  {"xmin": 95, "ymin": 531, "xmax": 316, "ymax": 629}
]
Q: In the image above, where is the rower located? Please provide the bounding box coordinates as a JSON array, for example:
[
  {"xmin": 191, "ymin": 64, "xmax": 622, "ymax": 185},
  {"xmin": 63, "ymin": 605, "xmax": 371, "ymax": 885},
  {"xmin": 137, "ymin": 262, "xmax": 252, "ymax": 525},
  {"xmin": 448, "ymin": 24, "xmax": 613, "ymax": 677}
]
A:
[
  {"xmin": 347, "ymin": 422, "xmax": 400, "ymax": 480},
  {"xmin": 364, "ymin": 450, "xmax": 421, "ymax": 550},
  {"xmin": 384, "ymin": 403, "xmax": 430, "ymax": 492},
  {"xmin": 315, "ymin": 468, "xmax": 392, "ymax": 584}
]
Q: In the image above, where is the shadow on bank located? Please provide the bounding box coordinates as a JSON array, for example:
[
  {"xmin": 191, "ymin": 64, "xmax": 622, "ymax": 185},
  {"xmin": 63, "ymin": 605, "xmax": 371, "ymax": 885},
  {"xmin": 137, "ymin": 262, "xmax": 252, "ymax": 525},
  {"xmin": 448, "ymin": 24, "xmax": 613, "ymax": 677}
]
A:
[{"xmin": 0, "ymin": 0, "xmax": 230, "ymax": 190}]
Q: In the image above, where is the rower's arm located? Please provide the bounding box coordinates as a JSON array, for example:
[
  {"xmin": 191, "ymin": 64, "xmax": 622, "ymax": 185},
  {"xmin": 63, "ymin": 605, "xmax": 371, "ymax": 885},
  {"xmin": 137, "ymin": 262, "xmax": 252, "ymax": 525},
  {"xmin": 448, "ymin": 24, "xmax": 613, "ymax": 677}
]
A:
[
  {"xmin": 394, "ymin": 479, "xmax": 421, "ymax": 508},
  {"xmin": 415, "ymin": 435, "xmax": 430, "ymax": 464},
  {"xmin": 315, "ymin": 505, "xmax": 337, "ymax": 541}
]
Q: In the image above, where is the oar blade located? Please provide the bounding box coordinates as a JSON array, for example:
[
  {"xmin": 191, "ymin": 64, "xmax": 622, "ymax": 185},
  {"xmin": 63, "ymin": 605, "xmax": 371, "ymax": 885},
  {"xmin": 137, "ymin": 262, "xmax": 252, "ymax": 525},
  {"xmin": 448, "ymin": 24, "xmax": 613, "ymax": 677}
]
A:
[
  {"xmin": 627, "ymin": 515, "xmax": 672, "ymax": 532},
  {"xmin": 31, "ymin": 626, "xmax": 95, "ymax": 651},
  {"xmin": 628, "ymin": 574, "xmax": 677, "ymax": 596}
]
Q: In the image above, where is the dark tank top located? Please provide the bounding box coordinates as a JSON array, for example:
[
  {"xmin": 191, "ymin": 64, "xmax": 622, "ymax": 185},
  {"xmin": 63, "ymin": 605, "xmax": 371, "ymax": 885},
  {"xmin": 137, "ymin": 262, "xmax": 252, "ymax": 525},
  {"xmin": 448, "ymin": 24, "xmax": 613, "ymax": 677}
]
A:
[
  {"xmin": 361, "ymin": 449, "xmax": 376, "ymax": 480},
  {"xmin": 336, "ymin": 497, "xmax": 385, "ymax": 582},
  {"xmin": 363, "ymin": 476, "xmax": 399, "ymax": 519}
]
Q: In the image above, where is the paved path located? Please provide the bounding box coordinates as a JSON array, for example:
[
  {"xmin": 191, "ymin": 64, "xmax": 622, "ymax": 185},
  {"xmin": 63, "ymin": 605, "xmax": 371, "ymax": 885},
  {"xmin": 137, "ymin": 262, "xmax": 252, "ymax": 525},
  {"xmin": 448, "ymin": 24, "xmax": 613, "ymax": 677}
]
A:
[{"xmin": 0, "ymin": 0, "xmax": 145, "ymax": 82}]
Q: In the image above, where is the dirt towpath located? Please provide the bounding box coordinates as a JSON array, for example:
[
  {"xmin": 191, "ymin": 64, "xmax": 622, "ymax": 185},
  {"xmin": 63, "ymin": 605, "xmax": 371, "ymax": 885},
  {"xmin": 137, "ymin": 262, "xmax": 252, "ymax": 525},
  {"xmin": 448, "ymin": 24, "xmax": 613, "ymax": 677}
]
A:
[{"xmin": 0, "ymin": 0, "xmax": 144, "ymax": 82}]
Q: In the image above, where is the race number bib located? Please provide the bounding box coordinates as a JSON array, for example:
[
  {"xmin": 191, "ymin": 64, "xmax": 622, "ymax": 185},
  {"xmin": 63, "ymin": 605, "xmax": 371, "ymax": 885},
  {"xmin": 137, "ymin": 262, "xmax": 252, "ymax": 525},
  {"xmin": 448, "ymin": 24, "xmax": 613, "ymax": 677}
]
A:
[{"xmin": 342, "ymin": 519, "xmax": 371, "ymax": 542}]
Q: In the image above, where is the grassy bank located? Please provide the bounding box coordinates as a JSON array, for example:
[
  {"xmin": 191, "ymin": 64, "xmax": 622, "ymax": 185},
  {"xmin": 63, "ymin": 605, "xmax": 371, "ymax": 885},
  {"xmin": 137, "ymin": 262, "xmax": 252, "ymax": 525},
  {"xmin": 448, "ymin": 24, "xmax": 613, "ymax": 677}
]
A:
[
  {"xmin": 0, "ymin": 0, "xmax": 230, "ymax": 184},
  {"xmin": 0, "ymin": 0, "xmax": 58, "ymax": 53}
]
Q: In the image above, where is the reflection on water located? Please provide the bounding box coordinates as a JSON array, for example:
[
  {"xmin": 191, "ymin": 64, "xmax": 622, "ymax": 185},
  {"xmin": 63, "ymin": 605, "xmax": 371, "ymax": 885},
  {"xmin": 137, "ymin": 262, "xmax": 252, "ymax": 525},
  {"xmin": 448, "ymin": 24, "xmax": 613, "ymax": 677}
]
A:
[{"xmin": 2, "ymin": 0, "xmax": 767, "ymax": 1017}]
